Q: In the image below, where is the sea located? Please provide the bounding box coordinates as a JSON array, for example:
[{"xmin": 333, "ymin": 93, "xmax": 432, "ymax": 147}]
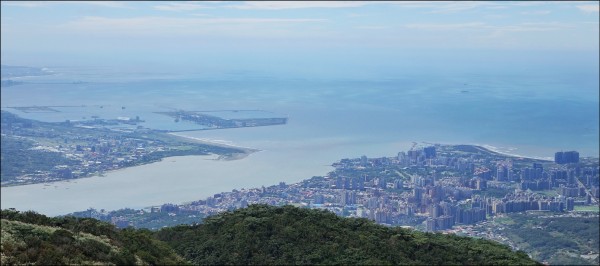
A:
[{"xmin": 1, "ymin": 66, "xmax": 598, "ymax": 216}]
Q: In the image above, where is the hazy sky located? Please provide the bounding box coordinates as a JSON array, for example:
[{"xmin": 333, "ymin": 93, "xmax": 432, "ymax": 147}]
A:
[{"xmin": 1, "ymin": 1, "xmax": 599, "ymax": 76}]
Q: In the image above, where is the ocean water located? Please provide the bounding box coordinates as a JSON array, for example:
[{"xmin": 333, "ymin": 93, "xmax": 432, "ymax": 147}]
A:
[{"xmin": 1, "ymin": 67, "xmax": 598, "ymax": 215}]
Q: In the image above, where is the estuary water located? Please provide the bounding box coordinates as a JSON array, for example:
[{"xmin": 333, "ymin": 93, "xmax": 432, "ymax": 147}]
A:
[{"xmin": 1, "ymin": 67, "xmax": 598, "ymax": 216}]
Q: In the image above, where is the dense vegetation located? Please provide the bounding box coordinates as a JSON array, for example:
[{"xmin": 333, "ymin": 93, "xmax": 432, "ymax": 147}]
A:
[
  {"xmin": 495, "ymin": 213, "xmax": 600, "ymax": 265},
  {"xmin": 0, "ymin": 209, "xmax": 187, "ymax": 265},
  {"xmin": 1, "ymin": 206, "xmax": 541, "ymax": 265},
  {"xmin": 155, "ymin": 204, "xmax": 540, "ymax": 265},
  {"xmin": 72, "ymin": 207, "xmax": 207, "ymax": 230}
]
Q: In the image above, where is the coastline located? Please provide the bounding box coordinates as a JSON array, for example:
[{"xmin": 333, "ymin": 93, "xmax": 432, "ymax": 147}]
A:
[
  {"xmin": 1, "ymin": 141, "xmax": 590, "ymax": 216},
  {"xmin": 167, "ymin": 132, "xmax": 261, "ymax": 159},
  {"xmin": 0, "ymin": 154, "xmax": 220, "ymax": 188},
  {"xmin": 476, "ymin": 144, "xmax": 553, "ymax": 161},
  {"xmin": 420, "ymin": 141, "xmax": 554, "ymax": 161},
  {"xmin": 0, "ymin": 141, "xmax": 553, "ymax": 189},
  {"xmin": 1, "ymin": 154, "xmax": 248, "ymax": 216},
  {"xmin": 1, "ymin": 134, "xmax": 259, "ymax": 188}
]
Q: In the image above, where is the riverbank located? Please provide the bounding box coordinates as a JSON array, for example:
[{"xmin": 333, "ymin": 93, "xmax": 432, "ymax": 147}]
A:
[{"xmin": 168, "ymin": 132, "xmax": 260, "ymax": 161}]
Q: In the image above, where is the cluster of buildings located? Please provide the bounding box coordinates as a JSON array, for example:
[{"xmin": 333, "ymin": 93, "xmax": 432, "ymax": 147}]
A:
[
  {"xmin": 21, "ymin": 133, "xmax": 170, "ymax": 185},
  {"xmin": 98, "ymin": 144, "xmax": 598, "ymax": 232},
  {"xmin": 555, "ymin": 151, "xmax": 579, "ymax": 164},
  {"xmin": 0, "ymin": 111, "xmax": 192, "ymax": 186}
]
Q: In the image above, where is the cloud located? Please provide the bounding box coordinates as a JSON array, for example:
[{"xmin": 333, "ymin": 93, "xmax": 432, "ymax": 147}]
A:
[
  {"xmin": 347, "ymin": 13, "xmax": 369, "ymax": 18},
  {"xmin": 74, "ymin": 1, "xmax": 130, "ymax": 9},
  {"xmin": 577, "ymin": 5, "xmax": 599, "ymax": 13},
  {"xmin": 473, "ymin": 22, "xmax": 575, "ymax": 41},
  {"xmin": 60, "ymin": 16, "xmax": 327, "ymax": 37},
  {"xmin": 385, "ymin": 2, "xmax": 513, "ymax": 14},
  {"xmin": 423, "ymin": 2, "xmax": 490, "ymax": 14},
  {"xmin": 356, "ymin": 25, "xmax": 388, "ymax": 30},
  {"xmin": 67, "ymin": 16, "xmax": 326, "ymax": 26},
  {"xmin": 403, "ymin": 22, "xmax": 572, "ymax": 33},
  {"xmin": 495, "ymin": 22, "xmax": 572, "ymax": 33},
  {"xmin": 227, "ymin": 1, "xmax": 497, "ymax": 13},
  {"xmin": 1, "ymin": 1, "xmax": 130, "ymax": 9},
  {"xmin": 485, "ymin": 6, "xmax": 508, "ymax": 10},
  {"xmin": 484, "ymin": 14, "xmax": 508, "ymax": 19},
  {"xmin": 1, "ymin": 1, "xmax": 49, "ymax": 8},
  {"xmin": 403, "ymin": 22, "xmax": 486, "ymax": 30},
  {"xmin": 227, "ymin": 1, "xmax": 371, "ymax": 10},
  {"xmin": 520, "ymin": 10, "xmax": 551, "ymax": 15},
  {"xmin": 154, "ymin": 2, "xmax": 211, "ymax": 12},
  {"xmin": 400, "ymin": 21, "xmax": 574, "ymax": 45}
]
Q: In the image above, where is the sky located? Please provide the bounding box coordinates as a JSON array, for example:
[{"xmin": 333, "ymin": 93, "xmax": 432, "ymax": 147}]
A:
[{"xmin": 1, "ymin": 1, "xmax": 599, "ymax": 77}]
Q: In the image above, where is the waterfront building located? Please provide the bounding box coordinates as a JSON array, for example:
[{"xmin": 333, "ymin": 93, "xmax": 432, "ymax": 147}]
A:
[
  {"xmin": 555, "ymin": 151, "xmax": 580, "ymax": 164},
  {"xmin": 423, "ymin": 146, "xmax": 436, "ymax": 159}
]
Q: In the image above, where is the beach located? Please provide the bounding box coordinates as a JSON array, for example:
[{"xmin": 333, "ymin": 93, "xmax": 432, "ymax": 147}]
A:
[
  {"xmin": 168, "ymin": 132, "xmax": 260, "ymax": 160},
  {"xmin": 479, "ymin": 144, "xmax": 554, "ymax": 161}
]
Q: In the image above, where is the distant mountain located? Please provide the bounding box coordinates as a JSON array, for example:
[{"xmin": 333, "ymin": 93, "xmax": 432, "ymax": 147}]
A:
[
  {"xmin": 1, "ymin": 65, "xmax": 52, "ymax": 79},
  {"xmin": 154, "ymin": 205, "xmax": 541, "ymax": 265}
]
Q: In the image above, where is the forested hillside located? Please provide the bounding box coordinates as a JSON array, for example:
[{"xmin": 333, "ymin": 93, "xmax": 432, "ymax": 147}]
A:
[
  {"xmin": 2, "ymin": 206, "xmax": 540, "ymax": 265},
  {"xmin": 154, "ymin": 205, "xmax": 540, "ymax": 265},
  {"xmin": 0, "ymin": 209, "xmax": 187, "ymax": 265}
]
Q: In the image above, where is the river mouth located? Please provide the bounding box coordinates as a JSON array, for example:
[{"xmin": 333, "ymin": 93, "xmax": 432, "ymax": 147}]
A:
[{"xmin": 1, "ymin": 70, "xmax": 598, "ymax": 216}]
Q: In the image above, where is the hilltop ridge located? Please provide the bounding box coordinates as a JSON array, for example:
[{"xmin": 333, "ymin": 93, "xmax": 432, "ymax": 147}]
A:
[
  {"xmin": 154, "ymin": 204, "xmax": 540, "ymax": 265},
  {"xmin": 1, "ymin": 205, "xmax": 540, "ymax": 265}
]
